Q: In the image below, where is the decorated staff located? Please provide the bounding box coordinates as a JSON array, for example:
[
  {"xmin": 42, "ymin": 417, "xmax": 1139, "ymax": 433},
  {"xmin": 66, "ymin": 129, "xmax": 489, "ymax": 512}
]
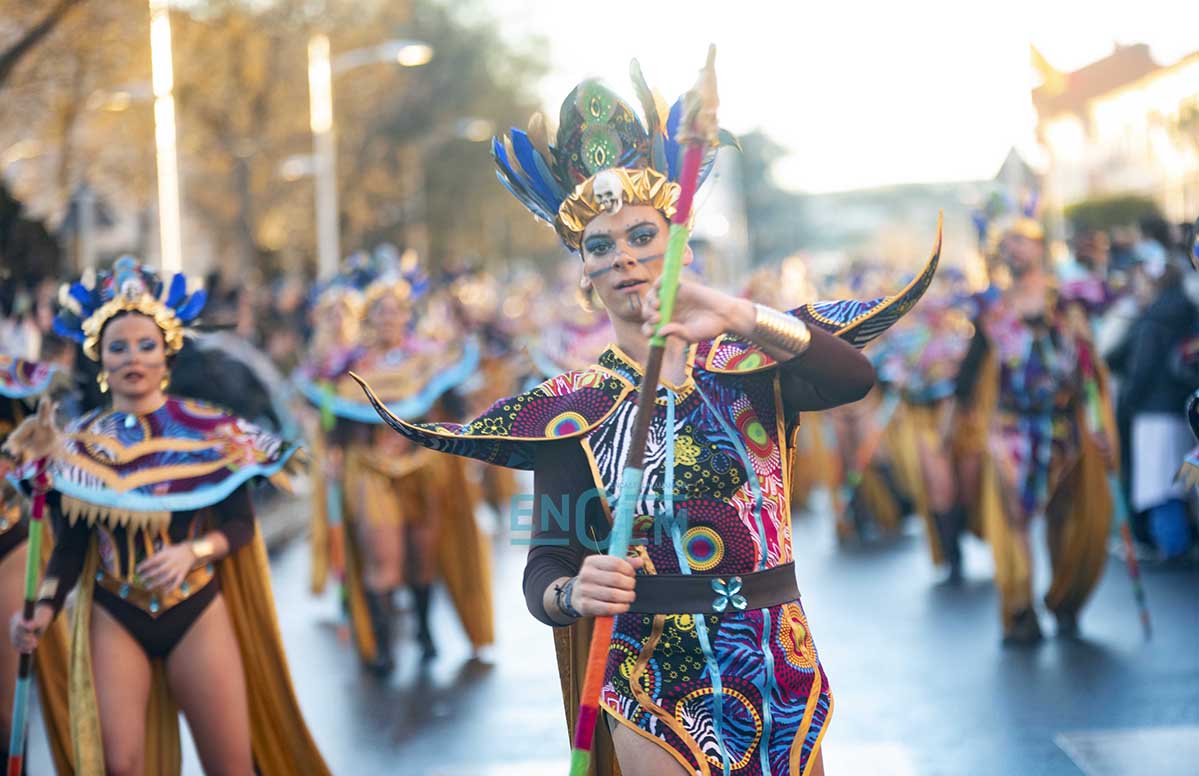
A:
[
  {"xmin": 355, "ymin": 46, "xmax": 941, "ymax": 775},
  {"xmin": 2, "ymin": 400, "xmax": 55, "ymax": 776}
]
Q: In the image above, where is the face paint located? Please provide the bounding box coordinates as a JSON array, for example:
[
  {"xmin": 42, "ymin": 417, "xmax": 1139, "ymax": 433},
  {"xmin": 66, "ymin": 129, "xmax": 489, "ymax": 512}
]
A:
[{"xmin": 586, "ymin": 253, "xmax": 665, "ymax": 279}]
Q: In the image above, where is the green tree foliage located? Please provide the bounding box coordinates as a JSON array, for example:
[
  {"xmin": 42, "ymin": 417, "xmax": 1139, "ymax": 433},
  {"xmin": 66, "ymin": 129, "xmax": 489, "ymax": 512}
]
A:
[
  {"xmin": 0, "ymin": 0, "xmax": 556, "ymax": 278},
  {"xmin": 1064, "ymin": 194, "xmax": 1163, "ymax": 233}
]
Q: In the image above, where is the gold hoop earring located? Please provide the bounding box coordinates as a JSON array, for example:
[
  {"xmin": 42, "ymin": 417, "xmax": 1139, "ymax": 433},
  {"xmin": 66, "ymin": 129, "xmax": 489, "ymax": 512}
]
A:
[{"xmin": 97, "ymin": 371, "xmax": 109, "ymax": 394}]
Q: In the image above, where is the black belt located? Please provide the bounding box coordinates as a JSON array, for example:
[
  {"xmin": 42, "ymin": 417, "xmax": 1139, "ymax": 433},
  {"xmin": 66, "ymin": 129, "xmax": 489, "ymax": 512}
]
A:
[{"xmin": 628, "ymin": 562, "xmax": 799, "ymax": 614}]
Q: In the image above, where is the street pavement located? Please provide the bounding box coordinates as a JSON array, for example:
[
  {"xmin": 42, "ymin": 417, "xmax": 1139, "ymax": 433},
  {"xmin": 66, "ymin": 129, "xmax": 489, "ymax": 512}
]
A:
[{"xmin": 26, "ymin": 493, "xmax": 1199, "ymax": 774}]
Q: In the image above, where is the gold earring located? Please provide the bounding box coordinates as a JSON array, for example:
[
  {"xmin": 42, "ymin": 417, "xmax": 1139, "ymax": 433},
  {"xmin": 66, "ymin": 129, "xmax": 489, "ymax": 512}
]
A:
[
  {"xmin": 160, "ymin": 374, "xmax": 170, "ymax": 391},
  {"xmin": 97, "ymin": 371, "xmax": 108, "ymax": 394}
]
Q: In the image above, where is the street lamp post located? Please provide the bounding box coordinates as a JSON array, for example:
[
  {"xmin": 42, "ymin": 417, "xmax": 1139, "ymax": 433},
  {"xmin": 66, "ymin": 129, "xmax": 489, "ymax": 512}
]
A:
[
  {"xmin": 306, "ymin": 36, "xmax": 433, "ymax": 279},
  {"xmin": 148, "ymin": 0, "xmax": 182, "ymax": 274}
]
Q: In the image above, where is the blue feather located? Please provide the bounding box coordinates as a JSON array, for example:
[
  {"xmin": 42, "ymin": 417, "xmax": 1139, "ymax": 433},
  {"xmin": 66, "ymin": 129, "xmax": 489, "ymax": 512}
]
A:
[
  {"xmin": 664, "ymin": 98, "xmax": 683, "ymax": 181},
  {"xmin": 509, "ymin": 130, "xmax": 564, "ymax": 214},
  {"xmin": 493, "ymin": 170, "xmax": 552, "ymax": 223},
  {"xmin": 165, "ymin": 273, "xmax": 187, "ymax": 308},
  {"xmin": 52, "ymin": 315, "xmax": 84, "ymax": 343},
  {"xmin": 69, "ymin": 283, "xmax": 94, "ymax": 313},
  {"xmin": 492, "ymin": 142, "xmax": 553, "ymax": 222},
  {"xmin": 176, "ymin": 289, "xmax": 207, "ymax": 322}
]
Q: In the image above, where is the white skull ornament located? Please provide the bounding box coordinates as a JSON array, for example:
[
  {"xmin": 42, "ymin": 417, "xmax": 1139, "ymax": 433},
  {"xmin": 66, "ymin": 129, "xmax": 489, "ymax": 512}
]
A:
[{"xmin": 592, "ymin": 170, "xmax": 623, "ymax": 214}]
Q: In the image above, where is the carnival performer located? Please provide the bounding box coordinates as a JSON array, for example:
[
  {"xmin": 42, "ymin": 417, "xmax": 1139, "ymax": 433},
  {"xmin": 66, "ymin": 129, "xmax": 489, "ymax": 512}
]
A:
[
  {"xmin": 354, "ymin": 65, "xmax": 942, "ymax": 776},
  {"xmin": 6, "ymin": 258, "xmax": 329, "ymax": 776},
  {"xmin": 295, "ymin": 255, "xmax": 493, "ymax": 674},
  {"xmin": 954, "ymin": 219, "xmax": 1116, "ymax": 645},
  {"xmin": 300, "ymin": 278, "xmax": 363, "ymax": 597},
  {"xmin": 876, "ymin": 275, "xmax": 975, "ymax": 582},
  {"xmin": 0, "ymin": 356, "xmax": 72, "ymax": 773}
]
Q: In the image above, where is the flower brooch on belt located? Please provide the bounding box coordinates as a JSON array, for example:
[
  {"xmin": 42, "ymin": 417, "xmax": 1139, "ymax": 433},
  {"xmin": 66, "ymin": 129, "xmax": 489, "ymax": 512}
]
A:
[{"xmin": 712, "ymin": 576, "xmax": 747, "ymax": 612}]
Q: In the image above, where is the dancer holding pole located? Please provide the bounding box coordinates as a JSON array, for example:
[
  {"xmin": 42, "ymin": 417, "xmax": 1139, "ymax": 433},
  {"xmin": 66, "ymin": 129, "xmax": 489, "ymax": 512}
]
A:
[{"xmin": 355, "ymin": 49, "xmax": 942, "ymax": 776}]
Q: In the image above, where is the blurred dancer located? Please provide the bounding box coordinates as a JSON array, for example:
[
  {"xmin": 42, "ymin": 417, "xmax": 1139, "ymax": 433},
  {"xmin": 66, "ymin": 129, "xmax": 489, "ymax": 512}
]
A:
[
  {"xmin": 355, "ymin": 65, "xmax": 941, "ymax": 776},
  {"xmin": 295, "ymin": 256, "xmax": 493, "ymax": 674},
  {"xmin": 954, "ymin": 220, "xmax": 1116, "ymax": 644},
  {"xmin": 6, "ymin": 258, "xmax": 329, "ymax": 775},
  {"xmin": 880, "ymin": 276, "xmax": 975, "ymax": 582}
]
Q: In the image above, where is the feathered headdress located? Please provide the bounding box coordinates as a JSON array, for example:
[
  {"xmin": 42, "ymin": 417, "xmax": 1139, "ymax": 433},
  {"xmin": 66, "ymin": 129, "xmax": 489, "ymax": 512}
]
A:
[
  {"xmin": 53, "ymin": 256, "xmax": 207, "ymax": 361},
  {"xmin": 974, "ymin": 189, "xmax": 1043, "ymax": 257},
  {"xmin": 492, "ymin": 60, "xmax": 738, "ymax": 251},
  {"xmin": 310, "ymin": 247, "xmax": 428, "ymax": 320}
]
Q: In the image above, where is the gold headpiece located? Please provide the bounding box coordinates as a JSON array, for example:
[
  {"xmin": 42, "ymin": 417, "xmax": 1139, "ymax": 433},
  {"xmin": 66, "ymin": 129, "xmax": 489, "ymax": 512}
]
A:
[
  {"xmin": 55, "ymin": 257, "xmax": 203, "ymax": 362},
  {"xmin": 986, "ymin": 216, "xmax": 1045, "ymax": 258},
  {"xmin": 555, "ymin": 168, "xmax": 680, "ymax": 250}
]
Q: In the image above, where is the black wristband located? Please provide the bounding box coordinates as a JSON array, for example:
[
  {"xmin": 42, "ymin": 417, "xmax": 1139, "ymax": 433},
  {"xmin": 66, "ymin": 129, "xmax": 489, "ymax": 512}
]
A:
[{"xmin": 555, "ymin": 577, "xmax": 582, "ymax": 619}]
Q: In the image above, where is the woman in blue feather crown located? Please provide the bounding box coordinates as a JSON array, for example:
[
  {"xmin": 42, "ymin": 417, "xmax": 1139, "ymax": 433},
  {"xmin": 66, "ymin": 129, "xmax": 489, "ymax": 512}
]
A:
[
  {"xmin": 6, "ymin": 257, "xmax": 329, "ymax": 776},
  {"xmin": 355, "ymin": 63, "xmax": 942, "ymax": 776}
]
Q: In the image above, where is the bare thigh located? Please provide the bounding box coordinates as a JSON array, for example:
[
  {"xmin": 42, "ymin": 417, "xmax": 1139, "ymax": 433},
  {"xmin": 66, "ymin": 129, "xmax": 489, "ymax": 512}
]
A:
[
  {"xmin": 165, "ymin": 594, "xmax": 253, "ymax": 776},
  {"xmin": 91, "ymin": 605, "xmax": 153, "ymax": 776},
  {"xmin": 917, "ymin": 436, "xmax": 956, "ymax": 514},
  {"xmin": 609, "ymin": 716, "xmax": 691, "ymax": 776},
  {"xmin": 360, "ymin": 520, "xmax": 404, "ymax": 591},
  {"xmin": 0, "ymin": 543, "xmax": 27, "ymax": 735},
  {"xmin": 404, "ymin": 518, "xmax": 437, "ymax": 585}
]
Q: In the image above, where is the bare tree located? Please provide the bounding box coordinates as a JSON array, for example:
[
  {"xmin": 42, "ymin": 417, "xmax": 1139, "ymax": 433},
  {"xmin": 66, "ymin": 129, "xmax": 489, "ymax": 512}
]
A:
[{"xmin": 0, "ymin": 0, "xmax": 87, "ymax": 91}]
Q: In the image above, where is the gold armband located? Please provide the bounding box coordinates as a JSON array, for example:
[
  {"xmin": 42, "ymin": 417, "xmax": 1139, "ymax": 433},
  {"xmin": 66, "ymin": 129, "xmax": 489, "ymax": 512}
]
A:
[
  {"xmin": 752, "ymin": 304, "xmax": 812, "ymax": 357},
  {"xmin": 190, "ymin": 537, "xmax": 217, "ymax": 566}
]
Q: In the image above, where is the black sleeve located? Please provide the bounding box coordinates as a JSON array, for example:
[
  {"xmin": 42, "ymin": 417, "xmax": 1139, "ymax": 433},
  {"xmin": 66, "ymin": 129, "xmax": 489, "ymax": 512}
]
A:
[
  {"xmin": 954, "ymin": 327, "xmax": 990, "ymax": 403},
  {"xmin": 38, "ymin": 494, "xmax": 90, "ymax": 618},
  {"xmin": 522, "ymin": 440, "xmax": 597, "ymax": 626},
  {"xmin": 212, "ymin": 485, "xmax": 256, "ymax": 556},
  {"xmin": 779, "ymin": 325, "xmax": 876, "ymax": 417}
]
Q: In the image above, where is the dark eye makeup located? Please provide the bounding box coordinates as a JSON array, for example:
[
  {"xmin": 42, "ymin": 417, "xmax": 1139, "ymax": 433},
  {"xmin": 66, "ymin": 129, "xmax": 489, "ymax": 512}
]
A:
[{"xmin": 105, "ymin": 338, "xmax": 160, "ymax": 354}]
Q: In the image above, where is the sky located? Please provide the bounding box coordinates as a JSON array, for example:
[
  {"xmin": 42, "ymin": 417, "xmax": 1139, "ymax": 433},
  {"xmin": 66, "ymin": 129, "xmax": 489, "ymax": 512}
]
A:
[{"xmin": 485, "ymin": 0, "xmax": 1197, "ymax": 193}]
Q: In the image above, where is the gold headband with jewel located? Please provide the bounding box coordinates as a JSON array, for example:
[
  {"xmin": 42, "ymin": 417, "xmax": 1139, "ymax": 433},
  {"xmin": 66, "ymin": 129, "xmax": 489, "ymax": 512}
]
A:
[
  {"xmin": 80, "ymin": 296, "xmax": 184, "ymax": 361},
  {"xmin": 55, "ymin": 257, "xmax": 206, "ymax": 362},
  {"xmin": 555, "ymin": 168, "xmax": 680, "ymax": 251}
]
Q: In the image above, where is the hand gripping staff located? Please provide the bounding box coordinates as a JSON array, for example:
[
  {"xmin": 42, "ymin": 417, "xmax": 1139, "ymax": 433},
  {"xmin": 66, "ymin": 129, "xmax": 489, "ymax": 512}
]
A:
[{"xmin": 568, "ymin": 45, "xmax": 721, "ymax": 776}]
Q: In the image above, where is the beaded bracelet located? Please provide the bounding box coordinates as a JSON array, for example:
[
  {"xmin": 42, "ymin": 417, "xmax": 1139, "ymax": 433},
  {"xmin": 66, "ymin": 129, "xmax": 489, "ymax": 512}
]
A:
[{"xmin": 554, "ymin": 577, "xmax": 583, "ymax": 619}]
